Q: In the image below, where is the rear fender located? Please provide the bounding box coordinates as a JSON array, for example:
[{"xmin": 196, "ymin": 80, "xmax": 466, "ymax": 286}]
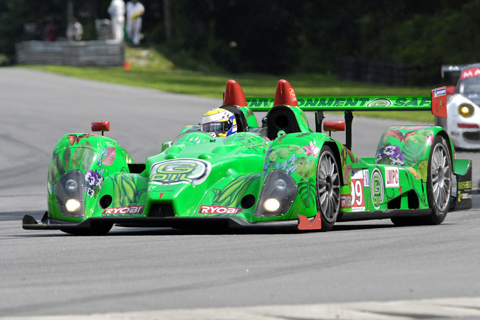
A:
[{"xmin": 375, "ymin": 125, "xmax": 450, "ymax": 182}]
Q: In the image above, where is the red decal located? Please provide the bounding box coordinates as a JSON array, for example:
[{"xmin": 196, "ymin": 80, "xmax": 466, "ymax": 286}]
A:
[
  {"xmin": 340, "ymin": 195, "xmax": 352, "ymax": 208},
  {"xmin": 349, "ymin": 170, "xmax": 365, "ymax": 211},
  {"xmin": 298, "ymin": 212, "xmax": 322, "ymax": 230},
  {"xmin": 431, "ymin": 87, "xmax": 447, "ymax": 119},
  {"xmin": 102, "ymin": 206, "xmax": 145, "ymax": 215},
  {"xmin": 385, "ymin": 167, "xmax": 399, "ymax": 188},
  {"xmin": 159, "ymin": 192, "xmax": 165, "ymax": 199},
  {"xmin": 461, "ymin": 67, "xmax": 480, "ymax": 79},
  {"xmin": 199, "ymin": 205, "xmax": 241, "ymax": 215}
]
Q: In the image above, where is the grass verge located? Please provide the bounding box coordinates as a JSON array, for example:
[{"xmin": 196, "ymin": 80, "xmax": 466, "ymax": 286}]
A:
[{"xmin": 23, "ymin": 47, "xmax": 436, "ymax": 123}]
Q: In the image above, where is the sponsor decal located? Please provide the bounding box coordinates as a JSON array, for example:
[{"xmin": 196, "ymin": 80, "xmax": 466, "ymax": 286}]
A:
[
  {"xmin": 371, "ymin": 168, "xmax": 384, "ymax": 209},
  {"xmin": 289, "ymin": 88, "xmax": 297, "ymax": 101},
  {"xmin": 459, "ymin": 192, "xmax": 471, "ymax": 200},
  {"xmin": 340, "ymin": 195, "xmax": 352, "ymax": 209},
  {"xmin": 199, "ymin": 205, "xmax": 242, "ymax": 215},
  {"xmin": 102, "ymin": 205, "xmax": 145, "ymax": 215},
  {"xmin": 458, "ymin": 180, "xmax": 472, "ymax": 189},
  {"xmin": 367, "ymin": 98, "xmax": 392, "ymax": 107},
  {"xmin": 350, "ymin": 170, "xmax": 365, "ymax": 211},
  {"xmin": 247, "ymin": 97, "xmax": 431, "ymax": 109},
  {"xmin": 302, "ymin": 97, "xmax": 370, "ymax": 107},
  {"xmin": 461, "ymin": 67, "xmax": 480, "ymax": 79},
  {"xmin": 385, "ymin": 167, "xmax": 400, "ymax": 188},
  {"xmin": 363, "ymin": 169, "xmax": 370, "ymax": 187},
  {"xmin": 150, "ymin": 159, "xmax": 211, "ymax": 185},
  {"xmin": 434, "ymin": 88, "xmax": 446, "ymax": 97},
  {"xmin": 393, "ymin": 98, "xmax": 430, "ymax": 107}
]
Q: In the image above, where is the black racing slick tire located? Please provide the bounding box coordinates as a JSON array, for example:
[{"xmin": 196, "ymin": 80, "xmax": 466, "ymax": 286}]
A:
[
  {"xmin": 425, "ymin": 135, "xmax": 452, "ymax": 224},
  {"xmin": 391, "ymin": 135, "xmax": 452, "ymax": 227},
  {"xmin": 316, "ymin": 145, "xmax": 341, "ymax": 232}
]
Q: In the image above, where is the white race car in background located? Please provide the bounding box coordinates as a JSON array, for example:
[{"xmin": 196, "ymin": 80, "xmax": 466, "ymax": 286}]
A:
[{"xmin": 436, "ymin": 64, "xmax": 480, "ymax": 149}]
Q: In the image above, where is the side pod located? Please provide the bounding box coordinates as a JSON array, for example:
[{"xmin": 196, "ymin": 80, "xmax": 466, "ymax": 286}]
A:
[{"xmin": 453, "ymin": 159, "xmax": 473, "ymax": 210}]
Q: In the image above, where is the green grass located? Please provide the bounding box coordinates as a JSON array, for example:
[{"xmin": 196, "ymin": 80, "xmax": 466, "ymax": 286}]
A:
[{"xmin": 23, "ymin": 47, "xmax": 435, "ymax": 122}]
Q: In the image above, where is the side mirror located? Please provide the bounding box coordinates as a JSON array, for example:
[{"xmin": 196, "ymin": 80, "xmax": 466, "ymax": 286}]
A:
[
  {"xmin": 91, "ymin": 121, "xmax": 110, "ymax": 136},
  {"xmin": 323, "ymin": 121, "xmax": 345, "ymax": 132}
]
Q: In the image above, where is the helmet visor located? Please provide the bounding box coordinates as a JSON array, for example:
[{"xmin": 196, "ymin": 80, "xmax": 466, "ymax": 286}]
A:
[{"xmin": 202, "ymin": 121, "xmax": 230, "ymax": 134}]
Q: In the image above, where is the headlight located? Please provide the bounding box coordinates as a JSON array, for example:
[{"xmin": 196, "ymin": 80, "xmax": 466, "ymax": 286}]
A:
[
  {"xmin": 55, "ymin": 170, "xmax": 85, "ymax": 218},
  {"xmin": 255, "ymin": 169, "xmax": 298, "ymax": 217},
  {"xmin": 65, "ymin": 199, "xmax": 81, "ymax": 212},
  {"xmin": 263, "ymin": 198, "xmax": 281, "ymax": 212},
  {"xmin": 458, "ymin": 104, "xmax": 474, "ymax": 118}
]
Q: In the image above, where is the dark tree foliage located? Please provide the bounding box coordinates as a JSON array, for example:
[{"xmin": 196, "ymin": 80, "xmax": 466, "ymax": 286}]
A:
[{"xmin": 1, "ymin": 0, "xmax": 479, "ymax": 82}]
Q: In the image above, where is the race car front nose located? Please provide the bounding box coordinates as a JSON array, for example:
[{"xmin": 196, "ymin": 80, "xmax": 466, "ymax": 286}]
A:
[{"xmin": 255, "ymin": 169, "xmax": 298, "ymax": 217}]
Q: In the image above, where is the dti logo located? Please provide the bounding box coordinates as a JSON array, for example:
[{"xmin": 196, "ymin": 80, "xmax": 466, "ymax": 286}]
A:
[
  {"xmin": 385, "ymin": 167, "xmax": 399, "ymax": 188},
  {"xmin": 370, "ymin": 169, "xmax": 384, "ymax": 209},
  {"xmin": 150, "ymin": 159, "xmax": 211, "ymax": 185}
]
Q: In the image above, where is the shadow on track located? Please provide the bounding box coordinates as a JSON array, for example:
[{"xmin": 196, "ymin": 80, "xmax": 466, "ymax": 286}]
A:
[{"xmin": 9, "ymin": 210, "xmax": 400, "ymax": 237}]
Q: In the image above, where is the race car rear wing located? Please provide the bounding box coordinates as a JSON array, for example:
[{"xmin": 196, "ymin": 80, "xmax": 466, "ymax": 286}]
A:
[
  {"xmin": 246, "ymin": 88, "xmax": 447, "ymax": 114},
  {"xmin": 246, "ymin": 87, "xmax": 447, "ymax": 149},
  {"xmin": 441, "ymin": 65, "xmax": 465, "ymax": 79}
]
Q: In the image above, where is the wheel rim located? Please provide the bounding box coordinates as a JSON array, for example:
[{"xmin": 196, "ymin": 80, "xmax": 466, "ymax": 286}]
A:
[
  {"xmin": 317, "ymin": 151, "xmax": 340, "ymax": 223},
  {"xmin": 430, "ymin": 143, "xmax": 451, "ymax": 211}
]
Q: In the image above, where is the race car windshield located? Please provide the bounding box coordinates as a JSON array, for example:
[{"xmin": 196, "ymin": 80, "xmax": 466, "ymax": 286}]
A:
[
  {"xmin": 202, "ymin": 121, "xmax": 230, "ymax": 134},
  {"xmin": 458, "ymin": 78, "xmax": 480, "ymax": 104},
  {"xmin": 459, "ymin": 77, "xmax": 480, "ymax": 95}
]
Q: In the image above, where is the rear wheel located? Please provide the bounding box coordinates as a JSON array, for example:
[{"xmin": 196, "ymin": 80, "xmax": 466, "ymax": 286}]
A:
[
  {"xmin": 391, "ymin": 135, "xmax": 452, "ymax": 226},
  {"xmin": 425, "ymin": 135, "xmax": 452, "ymax": 224},
  {"xmin": 316, "ymin": 146, "xmax": 341, "ymax": 231}
]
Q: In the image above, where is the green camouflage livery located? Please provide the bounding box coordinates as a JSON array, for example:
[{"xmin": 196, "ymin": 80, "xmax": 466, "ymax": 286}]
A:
[{"xmin": 23, "ymin": 81, "xmax": 471, "ymax": 234}]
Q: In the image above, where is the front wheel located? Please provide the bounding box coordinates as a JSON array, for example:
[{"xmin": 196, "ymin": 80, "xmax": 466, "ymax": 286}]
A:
[{"xmin": 316, "ymin": 145, "xmax": 341, "ymax": 231}]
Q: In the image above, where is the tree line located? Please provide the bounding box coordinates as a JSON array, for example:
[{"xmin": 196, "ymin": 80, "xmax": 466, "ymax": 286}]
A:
[{"xmin": 1, "ymin": 0, "xmax": 479, "ymax": 84}]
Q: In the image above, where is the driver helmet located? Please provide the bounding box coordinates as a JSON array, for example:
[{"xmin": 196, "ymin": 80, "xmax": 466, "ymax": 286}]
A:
[{"xmin": 201, "ymin": 108, "xmax": 237, "ymax": 137}]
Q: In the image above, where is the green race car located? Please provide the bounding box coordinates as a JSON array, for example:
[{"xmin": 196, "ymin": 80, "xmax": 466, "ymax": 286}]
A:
[{"xmin": 23, "ymin": 80, "xmax": 472, "ymax": 235}]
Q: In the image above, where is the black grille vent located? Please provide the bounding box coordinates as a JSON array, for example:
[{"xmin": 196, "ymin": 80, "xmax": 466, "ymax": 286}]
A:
[
  {"xmin": 149, "ymin": 204, "xmax": 175, "ymax": 217},
  {"xmin": 463, "ymin": 131, "xmax": 480, "ymax": 143}
]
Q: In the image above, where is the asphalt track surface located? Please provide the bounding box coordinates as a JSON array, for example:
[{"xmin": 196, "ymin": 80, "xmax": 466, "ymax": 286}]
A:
[{"xmin": 1, "ymin": 68, "xmax": 480, "ymax": 319}]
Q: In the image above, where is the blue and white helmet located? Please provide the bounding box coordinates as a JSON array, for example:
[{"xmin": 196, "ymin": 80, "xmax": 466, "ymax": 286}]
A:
[{"xmin": 201, "ymin": 108, "xmax": 237, "ymax": 137}]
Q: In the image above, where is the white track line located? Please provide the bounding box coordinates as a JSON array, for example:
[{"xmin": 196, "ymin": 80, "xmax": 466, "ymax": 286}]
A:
[{"xmin": 3, "ymin": 297, "xmax": 480, "ymax": 320}]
